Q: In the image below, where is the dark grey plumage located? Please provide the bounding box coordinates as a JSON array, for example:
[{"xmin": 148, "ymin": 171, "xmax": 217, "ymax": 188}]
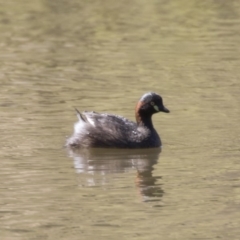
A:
[{"xmin": 66, "ymin": 92, "xmax": 169, "ymax": 149}]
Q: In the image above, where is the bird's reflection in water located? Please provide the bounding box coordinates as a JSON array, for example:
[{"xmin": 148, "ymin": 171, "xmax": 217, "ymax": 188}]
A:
[{"xmin": 67, "ymin": 148, "xmax": 164, "ymax": 201}]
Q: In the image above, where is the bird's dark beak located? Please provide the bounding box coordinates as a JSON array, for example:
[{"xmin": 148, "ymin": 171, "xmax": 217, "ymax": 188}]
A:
[{"xmin": 162, "ymin": 106, "xmax": 170, "ymax": 113}]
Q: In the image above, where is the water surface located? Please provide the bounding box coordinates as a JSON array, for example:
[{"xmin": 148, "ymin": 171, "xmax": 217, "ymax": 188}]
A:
[{"xmin": 0, "ymin": 0, "xmax": 240, "ymax": 239}]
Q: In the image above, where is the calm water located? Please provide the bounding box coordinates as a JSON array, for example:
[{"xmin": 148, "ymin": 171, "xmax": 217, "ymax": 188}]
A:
[{"xmin": 1, "ymin": 0, "xmax": 240, "ymax": 239}]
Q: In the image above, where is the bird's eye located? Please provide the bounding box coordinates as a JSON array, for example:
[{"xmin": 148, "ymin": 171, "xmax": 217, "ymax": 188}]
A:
[{"xmin": 150, "ymin": 101, "xmax": 155, "ymax": 106}]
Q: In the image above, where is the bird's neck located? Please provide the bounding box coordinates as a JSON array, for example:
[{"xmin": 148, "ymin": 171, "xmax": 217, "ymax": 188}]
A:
[{"xmin": 135, "ymin": 111, "xmax": 154, "ymax": 129}]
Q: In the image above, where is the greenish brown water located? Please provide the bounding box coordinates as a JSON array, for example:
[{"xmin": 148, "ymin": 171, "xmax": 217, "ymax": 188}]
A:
[{"xmin": 1, "ymin": 0, "xmax": 240, "ymax": 239}]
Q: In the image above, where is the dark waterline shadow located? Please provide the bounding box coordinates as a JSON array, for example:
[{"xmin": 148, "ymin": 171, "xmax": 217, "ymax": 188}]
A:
[{"xmin": 67, "ymin": 148, "xmax": 164, "ymax": 201}]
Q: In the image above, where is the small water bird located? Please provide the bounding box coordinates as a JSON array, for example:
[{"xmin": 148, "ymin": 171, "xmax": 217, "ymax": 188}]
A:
[{"xmin": 66, "ymin": 92, "xmax": 169, "ymax": 148}]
